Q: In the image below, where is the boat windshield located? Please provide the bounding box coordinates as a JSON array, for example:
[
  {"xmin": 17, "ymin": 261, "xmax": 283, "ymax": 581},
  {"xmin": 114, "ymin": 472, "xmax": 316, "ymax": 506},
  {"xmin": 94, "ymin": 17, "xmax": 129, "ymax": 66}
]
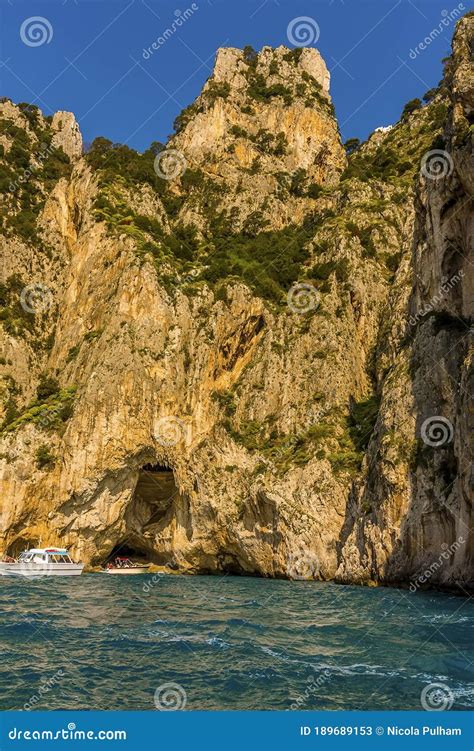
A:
[{"xmin": 49, "ymin": 554, "xmax": 72, "ymax": 563}]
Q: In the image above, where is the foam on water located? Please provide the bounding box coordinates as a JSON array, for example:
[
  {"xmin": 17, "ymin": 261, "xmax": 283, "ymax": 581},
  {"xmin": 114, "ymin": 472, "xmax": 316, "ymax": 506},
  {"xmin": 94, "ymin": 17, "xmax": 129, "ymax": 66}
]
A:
[{"xmin": 0, "ymin": 575, "xmax": 472, "ymax": 710}]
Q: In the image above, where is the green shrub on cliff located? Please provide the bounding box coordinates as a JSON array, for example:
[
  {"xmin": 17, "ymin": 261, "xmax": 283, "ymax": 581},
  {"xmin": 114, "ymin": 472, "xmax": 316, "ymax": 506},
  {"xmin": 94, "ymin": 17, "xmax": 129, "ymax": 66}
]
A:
[
  {"xmin": 247, "ymin": 73, "xmax": 292, "ymax": 106},
  {"xmin": 36, "ymin": 375, "xmax": 60, "ymax": 402},
  {"xmin": 342, "ymin": 97, "xmax": 446, "ymax": 185},
  {"xmin": 206, "ymin": 80, "xmax": 231, "ymax": 106},
  {"xmin": 348, "ymin": 395, "xmax": 380, "ymax": 452},
  {"xmin": 200, "ymin": 222, "xmax": 311, "ymax": 305},
  {"xmin": 35, "ymin": 444, "xmax": 55, "ymax": 469},
  {"xmin": 0, "ymin": 274, "xmax": 38, "ymax": 336},
  {"xmin": 401, "ymin": 98, "xmax": 422, "ymax": 119},
  {"xmin": 2, "ymin": 386, "xmax": 76, "ymax": 434},
  {"xmin": 0, "ymin": 115, "xmax": 71, "ymax": 245}
]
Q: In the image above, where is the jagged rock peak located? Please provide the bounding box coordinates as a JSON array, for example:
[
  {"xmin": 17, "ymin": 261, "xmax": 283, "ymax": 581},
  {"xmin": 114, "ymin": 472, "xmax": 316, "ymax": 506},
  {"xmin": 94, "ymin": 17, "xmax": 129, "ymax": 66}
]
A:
[
  {"xmin": 170, "ymin": 43, "xmax": 345, "ymax": 211},
  {"xmin": 51, "ymin": 111, "xmax": 83, "ymax": 161},
  {"xmin": 211, "ymin": 45, "xmax": 330, "ymax": 96},
  {"xmin": 0, "ymin": 100, "xmax": 82, "ymax": 161}
]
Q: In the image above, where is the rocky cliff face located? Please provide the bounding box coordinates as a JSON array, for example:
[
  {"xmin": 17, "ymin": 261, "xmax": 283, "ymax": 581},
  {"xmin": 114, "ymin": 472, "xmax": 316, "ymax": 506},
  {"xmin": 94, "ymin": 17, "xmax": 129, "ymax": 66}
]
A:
[
  {"xmin": 0, "ymin": 19, "xmax": 472, "ymax": 588},
  {"xmin": 336, "ymin": 16, "xmax": 473, "ymax": 589}
]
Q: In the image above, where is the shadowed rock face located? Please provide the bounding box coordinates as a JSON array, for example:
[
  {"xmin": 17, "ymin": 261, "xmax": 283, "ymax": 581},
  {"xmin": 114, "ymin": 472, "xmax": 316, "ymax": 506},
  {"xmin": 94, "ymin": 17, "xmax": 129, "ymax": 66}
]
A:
[
  {"xmin": 0, "ymin": 16, "xmax": 472, "ymax": 588},
  {"xmin": 336, "ymin": 15, "xmax": 473, "ymax": 590}
]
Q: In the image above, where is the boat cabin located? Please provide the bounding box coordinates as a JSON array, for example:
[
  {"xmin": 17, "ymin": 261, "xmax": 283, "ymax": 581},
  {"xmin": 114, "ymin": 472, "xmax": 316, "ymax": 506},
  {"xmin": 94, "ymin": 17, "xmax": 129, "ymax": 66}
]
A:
[{"xmin": 18, "ymin": 548, "xmax": 74, "ymax": 564}]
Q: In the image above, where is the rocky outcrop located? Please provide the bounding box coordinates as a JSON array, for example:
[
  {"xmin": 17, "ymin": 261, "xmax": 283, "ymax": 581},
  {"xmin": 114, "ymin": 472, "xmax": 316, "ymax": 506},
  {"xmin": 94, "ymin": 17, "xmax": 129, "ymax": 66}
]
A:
[
  {"xmin": 337, "ymin": 13, "xmax": 473, "ymax": 590},
  {"xmin": 171, "ymin": 45, "xmax": 345, "ymax": 231},
  {"xmin": 51, "ymin": 111, "xmax": 83, "ymax": 161},
  {"xmin": 0, "ymin": 16, "xmax": 472, "ymax": 589}
]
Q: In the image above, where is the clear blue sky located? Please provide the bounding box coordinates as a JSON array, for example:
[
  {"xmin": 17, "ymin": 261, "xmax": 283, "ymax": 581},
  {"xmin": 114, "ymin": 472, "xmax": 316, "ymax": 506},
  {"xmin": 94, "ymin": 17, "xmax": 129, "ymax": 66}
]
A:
[{"xmin": 0, "ymin": 0, "xmax": 471, "ymax": 151}]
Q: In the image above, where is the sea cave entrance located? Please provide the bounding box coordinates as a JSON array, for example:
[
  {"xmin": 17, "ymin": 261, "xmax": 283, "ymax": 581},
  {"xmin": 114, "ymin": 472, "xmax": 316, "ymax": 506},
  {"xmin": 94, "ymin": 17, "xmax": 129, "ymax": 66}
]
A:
[
  {"xmin": 6, "ymin": 536, "xmax": 40, "ymax": 558},
  {"xmin": 134, "ymin": 463, "xmax": 179, "ymax": 527},
  {"xmin": 105, "ymin": 463, "xmax": 183, "ymax": 566}
]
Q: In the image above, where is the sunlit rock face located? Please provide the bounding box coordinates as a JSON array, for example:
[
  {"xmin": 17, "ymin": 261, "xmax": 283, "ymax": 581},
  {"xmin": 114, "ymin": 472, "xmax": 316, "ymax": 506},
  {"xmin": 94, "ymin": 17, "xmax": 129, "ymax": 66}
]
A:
[{"xmin": 0, "ymin": 16, "xmax": 472, "ymax": 589}]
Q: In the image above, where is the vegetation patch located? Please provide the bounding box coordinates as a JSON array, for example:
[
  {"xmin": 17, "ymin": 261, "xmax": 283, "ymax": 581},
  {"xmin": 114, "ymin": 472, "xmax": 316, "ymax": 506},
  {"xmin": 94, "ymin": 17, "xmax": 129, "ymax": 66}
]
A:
[
  {"xmin": 0, "ymin": 113, "xmax": 72, "ymax": 245},
  {"xmin": 341, "ymin": 99, "xmax": 448, "ymax": 185},
  {"xmin": 0, "ymin": 274, "xmax": 38, "ymax": 336},
  {"xmin": 348, "ymin": 394, "xmax": 380, "ymax": 452},
  {"xmin": 35, "ymin": 444, "xmax": 55, "ymax": 470},
  {"xmin": 199, "ymin": 220, "xmax": 312, "ymax": 305},
  {"xmin": 2, "ymin": 385, "xmax": 76, "ymax": 433}
]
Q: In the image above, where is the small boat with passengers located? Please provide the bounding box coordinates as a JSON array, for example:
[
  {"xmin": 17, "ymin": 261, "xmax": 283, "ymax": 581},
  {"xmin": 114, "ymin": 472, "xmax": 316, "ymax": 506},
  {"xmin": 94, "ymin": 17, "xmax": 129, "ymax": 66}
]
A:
[
  {"xmin": 0, "ymin": 547, "xmax": 84, "ymax": 577},
  {"xmin": 104, "ymin": 557, "xmax": 150, "ymax": 575}
]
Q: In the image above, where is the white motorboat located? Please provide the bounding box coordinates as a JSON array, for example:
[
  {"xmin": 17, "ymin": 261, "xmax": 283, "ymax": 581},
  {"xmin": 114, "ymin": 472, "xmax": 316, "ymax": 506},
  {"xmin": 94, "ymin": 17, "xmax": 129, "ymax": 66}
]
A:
[
  {"xmin": 104, "ymin": 557, "xmax": 150, "ymax": 575},
  {"xmin": 0, "ymin": 547, "xmax": 84, "ymax": 577}
]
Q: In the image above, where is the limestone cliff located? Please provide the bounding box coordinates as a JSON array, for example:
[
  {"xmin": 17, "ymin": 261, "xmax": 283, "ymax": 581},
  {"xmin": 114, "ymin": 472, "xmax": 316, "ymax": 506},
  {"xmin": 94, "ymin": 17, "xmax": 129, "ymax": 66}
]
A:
[
  {"xmin": 0, "ymin": 21, "xmax": 472, "ymax": 588},
  {"xmin": 337, "ymin": 15, "xmax": 473, "ymax": 589}
]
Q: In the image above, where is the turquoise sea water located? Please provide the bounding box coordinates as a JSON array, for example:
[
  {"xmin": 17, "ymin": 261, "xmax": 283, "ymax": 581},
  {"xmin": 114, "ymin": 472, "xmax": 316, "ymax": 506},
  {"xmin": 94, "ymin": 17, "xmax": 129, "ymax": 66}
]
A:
[{"xmin": 0, "ymin": 575, "xmax": 472, "ymax": 711}]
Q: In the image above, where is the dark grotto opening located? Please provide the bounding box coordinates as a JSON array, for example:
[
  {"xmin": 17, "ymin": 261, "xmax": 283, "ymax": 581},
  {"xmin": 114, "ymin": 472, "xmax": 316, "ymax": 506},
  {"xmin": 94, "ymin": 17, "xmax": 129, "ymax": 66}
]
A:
[
  {"xmin": 106, "ymin": 540, "xmax": 151, "ymax": 564},
  {"xmin": 6, "ymin": 536, "xmax": 40, "ymax": 557},
  {"xmin": 135, "ymin": 463, "xmax": 178, "ymax": 527},
  {"xmin": 103, "ymin": 463, "xmax": 185, "ymax": 566}
]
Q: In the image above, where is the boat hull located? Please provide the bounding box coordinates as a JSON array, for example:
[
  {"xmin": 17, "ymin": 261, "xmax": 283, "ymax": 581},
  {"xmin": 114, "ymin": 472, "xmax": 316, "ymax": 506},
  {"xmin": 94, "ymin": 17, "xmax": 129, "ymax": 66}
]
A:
[
  {"xmin": 105, "ymin": 567, "xmax": 150, "ymax": 575},
  {"xmin": 0, "ymin": 562, "xmax": 84, "ymax": 577}
]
